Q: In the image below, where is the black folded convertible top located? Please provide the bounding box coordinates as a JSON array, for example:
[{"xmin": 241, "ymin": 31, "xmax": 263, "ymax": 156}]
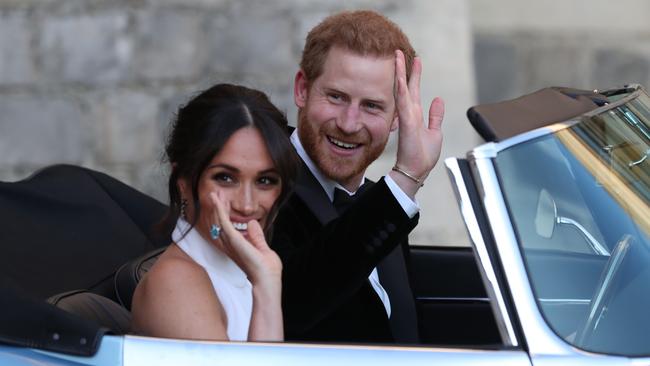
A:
[
  {"xmin": 467, "ymin": 87, "xmax": 609, "ymax": 142},
  {"xmin": 0, "ymin": 164, "xmax": 175, "ymax": 355},
  {"xmin": 0, "ymin": 165, "xmax": 170, "ymax": 300}
]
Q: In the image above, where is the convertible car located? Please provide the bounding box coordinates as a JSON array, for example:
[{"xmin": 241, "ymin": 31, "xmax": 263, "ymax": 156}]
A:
[{"xmin": 1, "ymin": 84, "xmax": 649, "ymax": 365}]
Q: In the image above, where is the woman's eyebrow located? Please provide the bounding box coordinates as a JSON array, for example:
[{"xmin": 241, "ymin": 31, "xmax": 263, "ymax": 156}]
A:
[
  {"xmin": 206, "ymin": 163, "xmax": 239, "ymax": 172},
  {"xmin": 207, "ymin": 164, "xmax": 278, "ymax": 175},
  {"xmin": 259, "ymin": 168, "xmax": 279, "ymax": 175}
]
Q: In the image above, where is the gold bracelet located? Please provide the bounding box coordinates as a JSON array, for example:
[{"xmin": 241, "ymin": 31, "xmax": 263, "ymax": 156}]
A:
[{"xmin": 391, "ymin": 165, "xmax": 424, "ymax": 187}]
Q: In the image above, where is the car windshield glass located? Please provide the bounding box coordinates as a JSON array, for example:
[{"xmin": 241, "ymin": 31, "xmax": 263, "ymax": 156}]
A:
[{"xmin": 495, "ymin": 89, "xmax": 650, "ymax": 357}]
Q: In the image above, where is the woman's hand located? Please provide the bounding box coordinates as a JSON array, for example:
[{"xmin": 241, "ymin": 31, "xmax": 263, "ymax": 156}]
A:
[
  {"xmin": 208, "ymin": 191, "xmax": 282, "ymax": 285},
  {"xmin": 209, "ymin": 191, "xmax": 284, "ymax": 341}
]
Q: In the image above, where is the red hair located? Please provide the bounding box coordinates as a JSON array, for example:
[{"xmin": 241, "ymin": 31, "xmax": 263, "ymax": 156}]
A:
[{"xmin": 300, "ymin": 10, "xmax": 416, "ymax": 83}]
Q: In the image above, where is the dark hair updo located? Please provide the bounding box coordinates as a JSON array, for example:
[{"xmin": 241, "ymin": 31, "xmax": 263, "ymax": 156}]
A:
[{"xmin": 163, "ymin": 83, "xmax": 298, "ymax": 237}]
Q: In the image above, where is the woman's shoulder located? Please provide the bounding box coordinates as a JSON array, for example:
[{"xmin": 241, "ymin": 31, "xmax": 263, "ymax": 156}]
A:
[
  {"xmin": 137, "ymin": 244, "xmax": 212, "ymax": 297},
  {"xmin": 131, "ymin": 244, "xmax": 228, "ymax": 339}
]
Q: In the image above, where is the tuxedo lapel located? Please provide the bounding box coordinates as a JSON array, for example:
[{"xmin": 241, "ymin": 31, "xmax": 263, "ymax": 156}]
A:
[{"xmin": 293, "ymin": 160, "xmax": 338, "ymax": 225}]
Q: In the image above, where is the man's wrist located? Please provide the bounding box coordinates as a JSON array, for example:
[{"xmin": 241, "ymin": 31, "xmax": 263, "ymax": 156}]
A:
[
  {"xmin": 386, "ymin": 171, "xmax": 421, "ymax": 210},
  {"xmin": 391, "ymin": 165, "xmax": 424, "ymax": 187}
]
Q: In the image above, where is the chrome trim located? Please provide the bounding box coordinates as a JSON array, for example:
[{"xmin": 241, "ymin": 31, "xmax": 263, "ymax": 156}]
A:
[
  {"xmin": 539, "ymin": 298, "xmax": 590, "ymax": 305},
  {"xmin": 469, "ymin": 142, "xmax": 499, "ymax": 159},
  {"xmin": 584, "ymin": 235, "xmax": 632, "ymax": 335},
  {"xmin": 630, "ymin": 357, "xmax": 650, "ymax": 365},
  {"xmin": 469, "ymin": 155, "xmax": 573, "ymax": 354},
  {"xmin": 416, "ymin": 296, "xmax": 490, "ymax": 303},
  {"xmin": 471, "ymin": 124, "xmax": 572, "ymax": 160},
  {"xmin": 627, "ymin": 154, "xmax": 647, "ymax": 168},
  {"xmin": 556, "ymin": 217, "xmax": 610, "ymax": 256},
  {"xmin": 444, "ymin": 158, "xmax": 519, "ymax": 346}
]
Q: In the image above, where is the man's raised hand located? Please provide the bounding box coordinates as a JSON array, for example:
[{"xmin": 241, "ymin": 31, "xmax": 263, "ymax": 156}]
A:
[{"xmin": 389, "ymin": 49, "xmax": 445, "ymax": 198}]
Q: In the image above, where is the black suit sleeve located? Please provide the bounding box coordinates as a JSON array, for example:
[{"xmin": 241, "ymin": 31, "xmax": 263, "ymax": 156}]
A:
[{"xmin": 271, "ymin": 178, "xmax": 418, "ymax": 333}]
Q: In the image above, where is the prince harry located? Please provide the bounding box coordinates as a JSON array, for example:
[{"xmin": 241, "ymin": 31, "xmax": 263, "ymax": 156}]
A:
[{"xmin": 271, "ymin": 10, "xmax": 445, "ymax": 343}]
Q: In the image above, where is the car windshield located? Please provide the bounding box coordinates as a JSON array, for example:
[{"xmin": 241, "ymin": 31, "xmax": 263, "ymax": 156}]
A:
[{"xmin": 495, "ymin": 88, "xmax": 650, "ymax": 357}]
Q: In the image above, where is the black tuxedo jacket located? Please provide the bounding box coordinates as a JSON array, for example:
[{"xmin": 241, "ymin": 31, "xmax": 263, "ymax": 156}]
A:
[{"xmin": 271, "ymin": 162, "xmax": 420, "ymax": 343}]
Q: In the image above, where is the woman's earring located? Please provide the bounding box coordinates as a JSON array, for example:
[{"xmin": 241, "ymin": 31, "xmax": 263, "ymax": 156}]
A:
[{"xmin": 180, "ymin": 198, "xmax": 188, "ymax": 220}]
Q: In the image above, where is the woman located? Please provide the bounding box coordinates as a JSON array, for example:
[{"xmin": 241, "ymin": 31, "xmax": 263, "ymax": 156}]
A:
[{"xmin": 131, "ymin": 84, "xmax": 298, "ymax": 341}]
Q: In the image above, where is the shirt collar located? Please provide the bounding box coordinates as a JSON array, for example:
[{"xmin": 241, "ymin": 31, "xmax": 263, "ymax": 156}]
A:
[{"xmin": 290, "ymin": 130, "xmax": 364, "ymax": 202}]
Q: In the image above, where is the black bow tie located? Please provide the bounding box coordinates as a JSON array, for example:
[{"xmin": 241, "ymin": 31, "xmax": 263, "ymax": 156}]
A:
[{"xmin": 333, "ymin": 181, "xmax": 369, "ymax": 214}]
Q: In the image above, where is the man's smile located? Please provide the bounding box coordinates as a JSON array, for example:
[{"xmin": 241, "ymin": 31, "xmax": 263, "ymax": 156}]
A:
[{"xmin": 327, "ymin": 136, "xmax": 361, "ymax": 150}]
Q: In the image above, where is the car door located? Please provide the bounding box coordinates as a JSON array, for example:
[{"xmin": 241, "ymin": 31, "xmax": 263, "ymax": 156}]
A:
[{"xmin": 120, "ymin": 334, "xmax": 531, "ymax": 366}]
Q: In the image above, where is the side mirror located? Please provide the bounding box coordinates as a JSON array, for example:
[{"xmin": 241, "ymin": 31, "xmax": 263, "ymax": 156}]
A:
[{"xmin": 535, "ymin": 189, "xmax": 557, "ymax": 239}]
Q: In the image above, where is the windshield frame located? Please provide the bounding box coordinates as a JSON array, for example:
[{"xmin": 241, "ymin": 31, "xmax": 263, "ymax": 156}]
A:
[{"xmin": 463, "ymin": 84, "xmax": 650, "ymax": 359}]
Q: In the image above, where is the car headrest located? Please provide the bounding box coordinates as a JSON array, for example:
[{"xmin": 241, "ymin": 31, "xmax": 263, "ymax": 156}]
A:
[
  {"xmin": 114, "ymin": 247, "xmax": 166, "ymax": 311},
  {"xmin": 48, "ymin": 290, "xmax": 131, "ymax": 335}
]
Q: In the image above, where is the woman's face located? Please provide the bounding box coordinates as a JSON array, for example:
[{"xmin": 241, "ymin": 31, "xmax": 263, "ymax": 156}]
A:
[{"xmin": 183, "ymin": 127, "xmax": 282, "ymax": 242}]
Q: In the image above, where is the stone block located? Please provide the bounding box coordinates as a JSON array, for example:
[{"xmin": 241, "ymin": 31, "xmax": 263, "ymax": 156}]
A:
[
  {"xmin": 92, "ymin": 90, "xmax": 161, "ymax": 164},
  {"xmin": 39, "ymin": 13, "xmax": 132, "ymax": 84},
  {"xmin": 0, "ymin": 0, "xmax": 57, "ymax": 8},
  {"xmin": 85, "ymin": 162, "xmax": 138, "ymax": 191},
  {"xmin": 280, "ymin": 0, "xmax": 398, "ymax": 13},
  {"xmin": 206, "ymin": 6, "xmax": 294, "ymax": 79},
  {"xmin": 0, "ymin": 167, "xmax": 38, "ymax": 183},
  {"xmin": 520, "ymin": 36, "xmax": 591, "ymax": 92},
  {"xmin": 470, "ymin": 0, "xmax": 650, "ymax": 34},
  {"xmin": 133, "ymin": 161, "xmax": 170, "ymax": 203},
  {"xmin": 592, "ymin": 49, "xmax": 650, "ymax": 90},
  {"xmin": 156, "ymin": 84, "xmax": 210, "ymax": 145},
  {"xmin": 473, "ymin": 36, "xmax": 517, "ymax": 103},
  {"xmin": 0, "ymin": 12, "xmax": 36, "ymax": 85},
  {"xmin": 291, "ymin": 9, "xmax": 330, "ymax": 57},
  {"xmin": 150, "ymin": 0, "xmax": 227, "ymax": 7},
  {"xmin": 130, "ymin": 9, "xmax": 207, "ymax": 81},
  {"xmin": 0, "ymin": 95, "xmax": 84, "ymax": 165}
]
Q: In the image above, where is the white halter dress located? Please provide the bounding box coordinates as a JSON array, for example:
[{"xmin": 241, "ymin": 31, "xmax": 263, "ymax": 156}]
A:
[{"xmin": 173, "ymin": 219, "xmax": 253, "ymax": 341}]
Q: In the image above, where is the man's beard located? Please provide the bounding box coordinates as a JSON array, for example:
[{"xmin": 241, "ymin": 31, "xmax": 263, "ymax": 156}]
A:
[{"xmin": 297, "ymin": 108, "xmax": 386, "ymax": 187}]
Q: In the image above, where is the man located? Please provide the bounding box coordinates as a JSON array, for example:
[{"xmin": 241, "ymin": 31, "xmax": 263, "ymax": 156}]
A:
[{"xmin": 271, "ymin": 10, "xmax": 444, "ymax": 343}]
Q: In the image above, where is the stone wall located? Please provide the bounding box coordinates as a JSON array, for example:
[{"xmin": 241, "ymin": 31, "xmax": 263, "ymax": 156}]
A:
[
  {"xmin": 470, "ymin": 0, "xmax": 650, "ymax": 103},
  {"xmin": 0, "ymin": 0, "xmax": 477, "ymax": 245},
  {"xmin": 8, "ymin": 0, "xmax": 644, "ymax": 246}
]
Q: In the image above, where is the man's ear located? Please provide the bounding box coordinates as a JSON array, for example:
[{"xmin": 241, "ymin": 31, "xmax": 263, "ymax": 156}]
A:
[
  {"xmin": 294, "ymin": 70, "xmax": 309, "ymax": 108},
  {"xmin": 390, "ymin": 113, "xmax": 399, "ymax": 132}
]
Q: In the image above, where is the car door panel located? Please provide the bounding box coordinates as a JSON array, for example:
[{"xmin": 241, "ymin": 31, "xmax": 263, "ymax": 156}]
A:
[{"xmin": 410, "ymin": 246, "xmax": 501, "ymax": 346}]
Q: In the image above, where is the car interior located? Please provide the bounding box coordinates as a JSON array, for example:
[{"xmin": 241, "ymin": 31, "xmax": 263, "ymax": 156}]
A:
[{"xmin": 0, "ymin": 163, "xmax": 502, "ymax": 349}]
